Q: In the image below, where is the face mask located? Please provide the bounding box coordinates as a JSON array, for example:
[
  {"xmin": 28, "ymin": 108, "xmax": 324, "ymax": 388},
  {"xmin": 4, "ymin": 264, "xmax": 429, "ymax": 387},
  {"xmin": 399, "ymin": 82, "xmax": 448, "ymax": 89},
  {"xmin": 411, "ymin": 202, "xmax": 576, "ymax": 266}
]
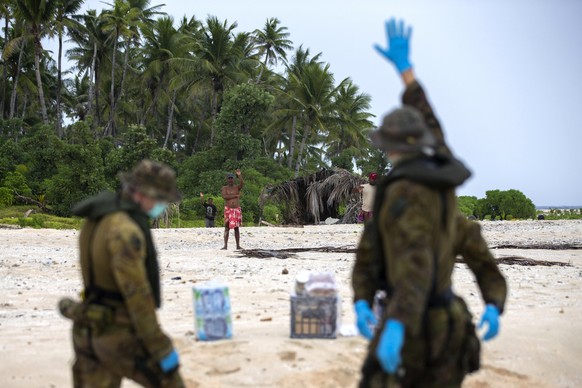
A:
[{"xmin": 147, "ymin": 202, "xmax": 168, "ymax": 219}]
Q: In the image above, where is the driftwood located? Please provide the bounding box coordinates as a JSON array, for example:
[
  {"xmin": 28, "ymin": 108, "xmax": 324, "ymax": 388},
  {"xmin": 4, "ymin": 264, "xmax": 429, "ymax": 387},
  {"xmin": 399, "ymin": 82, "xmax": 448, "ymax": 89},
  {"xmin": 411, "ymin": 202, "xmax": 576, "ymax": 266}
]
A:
[
  {"xmin": 491, "ymin": 244, "xmax": 581, "ymax": 250},
  {"xmin": 259, "ymin": 220, "xmax": 304, "ymax": 228},
  {"xmin": 14, "ymin": 194, "xmax": 50, "ymax": 213},
  {"xmin": 236, "ymin": 247, "xmax": 572, "ymax": 267}
]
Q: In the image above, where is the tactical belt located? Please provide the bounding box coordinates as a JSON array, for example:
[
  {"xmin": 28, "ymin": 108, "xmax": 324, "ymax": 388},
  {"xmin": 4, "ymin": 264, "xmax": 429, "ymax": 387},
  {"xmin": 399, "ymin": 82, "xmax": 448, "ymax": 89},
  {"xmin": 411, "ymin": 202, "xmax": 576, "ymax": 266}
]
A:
[
  {"xmin": 84, "ymin": 286, "xmax": 124, "ymax": 303},
  {"xmin": 427, "ymin": 287, "xmax": 454, "ymax": 308}
]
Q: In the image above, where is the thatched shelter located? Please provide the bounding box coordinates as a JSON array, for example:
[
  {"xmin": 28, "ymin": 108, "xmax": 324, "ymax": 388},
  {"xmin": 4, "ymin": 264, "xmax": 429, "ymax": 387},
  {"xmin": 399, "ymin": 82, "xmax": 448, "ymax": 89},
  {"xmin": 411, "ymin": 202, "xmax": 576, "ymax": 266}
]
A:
[{"xmin": 259, "ymin": 168, "xmax": 366, "ymax": 225}]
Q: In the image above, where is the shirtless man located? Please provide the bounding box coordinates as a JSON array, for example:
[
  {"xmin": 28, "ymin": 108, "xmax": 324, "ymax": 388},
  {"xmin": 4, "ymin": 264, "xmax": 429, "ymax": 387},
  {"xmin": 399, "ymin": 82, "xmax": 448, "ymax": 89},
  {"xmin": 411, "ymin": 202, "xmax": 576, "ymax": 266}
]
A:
[{"xmin": 220, "ymin": 169, "xmax": 244, "ymax": 249}]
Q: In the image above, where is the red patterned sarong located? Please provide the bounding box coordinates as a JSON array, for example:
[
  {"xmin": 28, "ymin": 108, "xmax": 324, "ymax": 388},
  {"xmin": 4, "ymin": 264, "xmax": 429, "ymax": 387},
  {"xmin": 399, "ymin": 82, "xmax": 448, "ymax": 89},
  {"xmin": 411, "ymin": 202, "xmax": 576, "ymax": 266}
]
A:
[{"xmin": 224, "ymin": 207, "xmax": 242, "ymax": 229}]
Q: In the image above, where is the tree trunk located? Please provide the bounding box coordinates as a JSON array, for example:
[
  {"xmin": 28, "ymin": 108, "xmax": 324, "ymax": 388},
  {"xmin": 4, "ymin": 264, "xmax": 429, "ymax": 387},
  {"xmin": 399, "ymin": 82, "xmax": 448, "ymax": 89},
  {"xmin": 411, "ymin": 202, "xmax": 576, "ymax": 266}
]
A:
[
  {"xmin": 210, "ymin": 90, "xmax": 218, "ymax": 146},
  {"xmin": 294, "ymin": 122, "xmax": 310, "ymax": 177},
  {"xmin": 113, "ymin": 37, "xmax": 130, "ymax": 112},
  {"xmin": 0, "ymin": 18, "xmax": 8, "ymax": 119},
  {"xmin": 94, "ymin": 60, "xmax": 102, "ymax": 127},
  {"xmin": 56, "ymin": 31, "xmax": 63, "ymax": 137},
  {"xmin": 9, "ymin": 41, "xmax": 25, "ymax": 119},
  {"xmin": 140, "ymin": 72, "xmax": 164, "ymax": 126},
  {"xmin": 287, "ymin": 115, "xmax": 297, "ymax": 169},
  {"xmin": 87, "ymin": 41, "xmax": 97, "ymax": 126},
  {"xmin": 104, "ymin": 32, "xmax": 119, "ymax": 136},
  {"xmin": 163, "ymin": 90, "xmax": 177, "ymax": 149},
  {"xmin": 33, "ymin": 35, "xmax": 49, "ymax": 124}
]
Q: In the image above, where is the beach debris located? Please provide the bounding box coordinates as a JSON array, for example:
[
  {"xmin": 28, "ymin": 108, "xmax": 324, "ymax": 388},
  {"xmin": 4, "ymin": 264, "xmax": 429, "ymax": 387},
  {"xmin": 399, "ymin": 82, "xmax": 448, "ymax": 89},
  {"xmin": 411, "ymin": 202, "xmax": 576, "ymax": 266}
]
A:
[
  {"xmin": 238, "ymin": 248, "xmax": 572, "ymax": 267},
  {"xmin": 491, "ymin": 243, "xmax": 581, "ymax": 250}
]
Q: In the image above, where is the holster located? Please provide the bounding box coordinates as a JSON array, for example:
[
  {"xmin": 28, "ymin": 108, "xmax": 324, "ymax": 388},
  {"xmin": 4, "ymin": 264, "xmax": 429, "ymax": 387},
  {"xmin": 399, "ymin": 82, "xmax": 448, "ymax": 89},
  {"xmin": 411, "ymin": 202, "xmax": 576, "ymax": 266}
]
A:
[{"xmin": 58, "ymin": 297, "xmax": 113, "ymax": 333}]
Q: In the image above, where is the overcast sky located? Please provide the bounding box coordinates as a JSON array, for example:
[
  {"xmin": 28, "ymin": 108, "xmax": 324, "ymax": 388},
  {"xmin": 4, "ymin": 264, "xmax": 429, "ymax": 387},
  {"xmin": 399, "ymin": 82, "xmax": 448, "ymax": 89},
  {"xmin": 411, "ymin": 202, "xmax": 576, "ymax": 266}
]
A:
[{"xmin": 57, "ymin": 0, "xmax": 582, "ymax": 207}]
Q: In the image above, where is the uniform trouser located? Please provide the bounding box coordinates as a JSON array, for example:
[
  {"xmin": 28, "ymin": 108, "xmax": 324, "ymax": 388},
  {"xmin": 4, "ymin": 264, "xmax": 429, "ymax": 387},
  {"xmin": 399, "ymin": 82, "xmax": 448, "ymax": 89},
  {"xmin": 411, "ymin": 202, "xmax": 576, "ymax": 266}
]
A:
[
  {"xmin": 359, "ymin": 297, "xmax": 477, "ymax": 388},
  {"xmin": 72, "ymin": 322, "xmax": 185, "ymax": 388}
]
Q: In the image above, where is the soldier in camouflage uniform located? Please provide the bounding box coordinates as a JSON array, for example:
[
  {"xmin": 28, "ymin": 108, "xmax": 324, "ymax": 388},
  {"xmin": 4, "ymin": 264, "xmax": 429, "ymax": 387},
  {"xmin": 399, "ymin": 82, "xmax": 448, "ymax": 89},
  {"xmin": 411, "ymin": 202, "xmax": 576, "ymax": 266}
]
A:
[
  {"xmin": 352, "ymin": 19, "xmax": 507, "ymax": 387},
  {"xmin": 59, "ymin": 160, "xmax": 185, "ymax": 387}
]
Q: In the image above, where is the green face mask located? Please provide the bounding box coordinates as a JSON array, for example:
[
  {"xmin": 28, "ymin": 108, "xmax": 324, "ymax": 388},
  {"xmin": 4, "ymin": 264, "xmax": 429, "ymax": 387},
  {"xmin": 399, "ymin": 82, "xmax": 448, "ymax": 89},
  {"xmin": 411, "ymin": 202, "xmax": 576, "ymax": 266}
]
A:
[{"xmin": 147, "ymin": 202, "xmax": 168, "ymax": 219}]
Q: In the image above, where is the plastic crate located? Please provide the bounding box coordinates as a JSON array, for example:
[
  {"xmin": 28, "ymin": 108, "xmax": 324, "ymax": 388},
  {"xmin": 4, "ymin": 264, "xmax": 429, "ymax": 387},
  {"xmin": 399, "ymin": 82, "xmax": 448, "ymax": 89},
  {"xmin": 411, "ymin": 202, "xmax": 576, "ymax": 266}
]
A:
[
  {"xmin": 193, "ymin": 283, "xmax": 232, "ymax": 341},
  {"xmin": 290, "ymin": 295, "xmax": 340, "ymax": 339}
]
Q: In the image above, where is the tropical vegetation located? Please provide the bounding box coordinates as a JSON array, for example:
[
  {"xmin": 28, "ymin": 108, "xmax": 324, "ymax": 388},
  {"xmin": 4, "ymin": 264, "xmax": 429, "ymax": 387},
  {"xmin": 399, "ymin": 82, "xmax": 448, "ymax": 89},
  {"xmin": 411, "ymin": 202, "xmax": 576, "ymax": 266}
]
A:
[{"xmin": 0, "ymin": 0, "xmax": 385, "ymax": 225}]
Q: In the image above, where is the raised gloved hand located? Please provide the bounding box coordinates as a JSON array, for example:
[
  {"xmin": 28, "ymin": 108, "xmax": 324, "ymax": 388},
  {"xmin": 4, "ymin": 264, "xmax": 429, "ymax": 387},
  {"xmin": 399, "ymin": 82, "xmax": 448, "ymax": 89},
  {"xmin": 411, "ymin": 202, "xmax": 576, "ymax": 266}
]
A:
[
  {"xmin": 375, "ymin": 319, "xmax": 405, "ymax": 374},
  {"xmin": 373, "ymin": 18, "xmax": 413, "ymax": 73},
  {"xmin": 159, "ymin": 349, "xmax": 180, "ymax": 373},
  {"xmin": 479, "ymin": 304, "xmax": 500, "ymax": 341},
  {"xmin": 354, "ymin": 299, "xmax": 377, "ymax": 340}
]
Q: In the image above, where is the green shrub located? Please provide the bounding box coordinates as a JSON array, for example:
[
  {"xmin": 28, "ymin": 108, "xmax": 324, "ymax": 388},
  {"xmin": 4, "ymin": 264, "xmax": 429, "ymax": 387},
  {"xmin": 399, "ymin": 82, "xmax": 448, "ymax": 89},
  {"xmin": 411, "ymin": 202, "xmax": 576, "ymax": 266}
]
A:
[
  {"xmin": 0, "ymin": 187, "xmax": 13, "ymax": 208},
  {"xmin": 261, "ymin": 204, "xmax": 281, "ymax": 224}
]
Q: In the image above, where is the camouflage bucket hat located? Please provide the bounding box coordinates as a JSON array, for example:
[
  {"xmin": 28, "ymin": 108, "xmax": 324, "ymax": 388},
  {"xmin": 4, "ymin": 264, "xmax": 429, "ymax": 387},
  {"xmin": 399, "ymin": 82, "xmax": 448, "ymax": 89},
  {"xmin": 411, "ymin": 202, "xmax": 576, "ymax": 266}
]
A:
[
  {"xmin": 370, "ymin": 106, "xmax": 437, "ymax": 153},
  {"xmin": 119, "ymin": 160, "xmax": 182, "ymax": 202}
]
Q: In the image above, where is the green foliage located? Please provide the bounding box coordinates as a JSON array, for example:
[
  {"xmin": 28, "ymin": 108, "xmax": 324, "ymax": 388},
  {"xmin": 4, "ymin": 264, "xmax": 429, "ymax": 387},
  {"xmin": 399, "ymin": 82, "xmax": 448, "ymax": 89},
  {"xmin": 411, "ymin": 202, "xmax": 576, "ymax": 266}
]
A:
[
  {"xmin": 104, "ymin": 126, "xmax": 175, "ymax": 188},
  {"xmin": 330, "ymin": 149, "xmax": 355, "ymax": 172},
  {"xmin": 457, "ymin": 195, "xmax": 479, "ymax": 217},
  {"xmin": 0, "ymin": 187, "xmax": 13, "ymax": 207},
  {"xmin": 356, "ymin": 148, "xmax": 391, "ymax": 177},
  {"xmin": 540, "ymin": 208, "xmax": 582, "ymax": 220},
  {"xmin": 0, "ymin": 206, "xmax": 82, "ymax": 229},
  {"xmin": 261, "ymin": 204, "xmax": 281, "ymax": 224},
  {"xmin": 45, "ymin": 122, "xmax": 109, "ymax": 216},
  {"xmin": 2, "ymin": 168, "xmax": 33, "ymax": 197},
  {"xmin": 17, "ymin": 125, "xmax": 66, "ymax": 194},
  {"xmin": 214, "ymin": 84, "xmax": 274, "ymax": 162},
  {"xmin": 475, "ymin": 189, "xmax": 536, "ymax": 220}
]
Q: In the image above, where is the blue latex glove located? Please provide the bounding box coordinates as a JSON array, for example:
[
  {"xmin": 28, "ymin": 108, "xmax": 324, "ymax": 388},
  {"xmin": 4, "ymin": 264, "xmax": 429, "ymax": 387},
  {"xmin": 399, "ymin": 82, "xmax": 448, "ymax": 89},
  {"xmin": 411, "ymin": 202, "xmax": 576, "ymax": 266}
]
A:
[
  {"xmin": 479, "ymin": 304, "xmax": 500, "ymax": 341},
  {"xmin": 159, "ymin": 349, "xmax": 180, "ymax": 373},
  {"xmin": 354, "ymin": 299, "xmax": 377, "ymax": 340},
  {"xmin": 375, "ymin": 319, "xmax": 405, "ymax": 374},
  {"xmin": 373, "ymin": 18, "xmax": 413, "ymax": 73}
]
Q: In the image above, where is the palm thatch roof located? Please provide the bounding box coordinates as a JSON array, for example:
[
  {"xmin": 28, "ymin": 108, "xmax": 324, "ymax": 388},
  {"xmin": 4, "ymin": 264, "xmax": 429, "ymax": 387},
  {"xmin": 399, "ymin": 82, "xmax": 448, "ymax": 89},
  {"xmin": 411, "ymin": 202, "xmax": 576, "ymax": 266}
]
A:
[{"xmin": 259, "ymin": 168, "xmax": 366, "ymax": 225}]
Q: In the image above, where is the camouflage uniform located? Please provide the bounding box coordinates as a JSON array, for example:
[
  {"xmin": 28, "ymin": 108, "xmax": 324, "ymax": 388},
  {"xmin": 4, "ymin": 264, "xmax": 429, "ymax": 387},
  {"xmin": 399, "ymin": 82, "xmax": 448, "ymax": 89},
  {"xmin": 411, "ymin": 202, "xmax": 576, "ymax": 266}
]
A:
[
  {"xmin": 353, "ymin": 82, "xmax": 507, "ymax": 387},
  {"xmin": 59, "ymin": 160, "xmax": 184, "ymax": 388}
]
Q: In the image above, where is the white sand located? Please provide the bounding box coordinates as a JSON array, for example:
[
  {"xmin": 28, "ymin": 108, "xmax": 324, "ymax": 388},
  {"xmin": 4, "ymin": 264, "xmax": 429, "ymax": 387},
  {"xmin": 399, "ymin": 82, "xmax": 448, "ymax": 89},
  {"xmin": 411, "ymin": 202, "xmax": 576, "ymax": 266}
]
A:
[{"xmin": 1, "ymin": 220, "xmax": 581, "ymax": 387}]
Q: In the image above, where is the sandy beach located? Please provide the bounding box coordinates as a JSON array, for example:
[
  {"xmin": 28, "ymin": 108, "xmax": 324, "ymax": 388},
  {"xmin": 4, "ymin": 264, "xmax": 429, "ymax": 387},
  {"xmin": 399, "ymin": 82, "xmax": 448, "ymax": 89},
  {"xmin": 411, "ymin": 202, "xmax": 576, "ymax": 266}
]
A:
[{"xmin": 1, "ymin": 219, "xmax": 581, "ymax": 387}]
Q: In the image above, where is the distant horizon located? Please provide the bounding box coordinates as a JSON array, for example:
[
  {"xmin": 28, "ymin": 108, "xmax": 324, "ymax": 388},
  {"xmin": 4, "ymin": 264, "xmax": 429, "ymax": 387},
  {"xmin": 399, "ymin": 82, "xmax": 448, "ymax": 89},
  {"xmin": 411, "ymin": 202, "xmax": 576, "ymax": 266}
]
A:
[{"xmin": 536, "ymin": 206, "xmax": 582, "ymax": 210}]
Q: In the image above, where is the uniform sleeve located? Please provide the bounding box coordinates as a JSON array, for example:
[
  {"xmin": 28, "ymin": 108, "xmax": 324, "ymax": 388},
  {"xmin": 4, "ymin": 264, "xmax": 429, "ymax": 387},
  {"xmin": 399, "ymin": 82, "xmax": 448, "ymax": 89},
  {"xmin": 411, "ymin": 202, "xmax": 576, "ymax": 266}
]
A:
[
  {"xmin": 380, "ymin": 183, "xmax": 434, "ymax": 336},
  {"xmin": 402, "ymin": 81, "xmax": 451, "ymax": 156},
  {"xmin": 352, "ymin": 224, "xmax": 379, "ymax": 304},
  {"xmin": 455, "ymin": 216, "xmax": 507, "ymax": 313},
  {"xmin": 107, "ymin": 218, "xmax": 173, "ymax": 360}
]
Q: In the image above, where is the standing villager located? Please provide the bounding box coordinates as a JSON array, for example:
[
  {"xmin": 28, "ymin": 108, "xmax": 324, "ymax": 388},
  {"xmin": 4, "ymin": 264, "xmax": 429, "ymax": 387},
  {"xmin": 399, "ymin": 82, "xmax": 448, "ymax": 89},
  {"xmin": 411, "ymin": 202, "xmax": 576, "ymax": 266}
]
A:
[
  {"xmin": 221, "ymin": 169, "xmax": 244, "ymax": 249},
  {"xmin": 354, "ymin": 172, "xmax": 379, "ymax": 223},
  {"xmin": 352, "ymin": 19, "xmax": 507, "ymax": 387},
  {"xmin": 59, "ymin": 160, "xmax": 185, "ymax": 387},
  {"xmin": 200, "ymin": 192, "xmax": 218, "ymax": 228}
]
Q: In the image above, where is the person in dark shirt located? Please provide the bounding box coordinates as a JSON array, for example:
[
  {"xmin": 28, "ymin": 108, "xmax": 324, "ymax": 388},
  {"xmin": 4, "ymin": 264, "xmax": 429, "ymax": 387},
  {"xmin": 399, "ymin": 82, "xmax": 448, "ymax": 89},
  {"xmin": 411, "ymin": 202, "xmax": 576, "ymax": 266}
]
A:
[{"xmin": 200, "ymin": 192, "xmax": 217, "ymax": 228}]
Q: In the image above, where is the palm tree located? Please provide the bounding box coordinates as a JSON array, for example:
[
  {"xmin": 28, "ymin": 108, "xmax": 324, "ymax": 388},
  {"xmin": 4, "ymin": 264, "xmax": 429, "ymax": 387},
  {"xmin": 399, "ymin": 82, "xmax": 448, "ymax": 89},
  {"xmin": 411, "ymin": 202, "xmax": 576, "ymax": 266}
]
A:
[
  {"xmin": 101, "ymin": 0, "xmax": 133, "ymax": 136},
  {"xmin": 277, "ymin": 46, "xmax": 323, "ymax": 170},
  {"xmin": 140, "ymin": 15, "xmax": 191, "ymax": 148},
  {"xmin": 291, "ymin": 61, "xmax": 342, "ymax": 177},
  {"xmin": 173, "ymin": 16, "xmax": 258, "ymax": 146},
  {"xmin": 54, "ymin": 0, "xmax": 84, "ymax": 136},
  {"xmin": 0, "ymin": 0, "xmax": 13, "ymax": 118},
  {"xmin": 13, "ymin": 0, "xmax": 58, "ymax": 125},
  {"xmin": 100, "ymin": 0, "xmax": 164, "ymax": 136},
  {"xmin": 252, "ymin": 17, "xmax": 292, "ymax": 82},
  {"xmin": 68, "ymin": 9, "xmax": 109, "ymax": 127},
  {"xmin": 3, "ymin": 16, "xmax": 29, "ymax": 120},
  {"xmin": 326, "ymin": 81, "xmax": 374, "ymax": 161}
]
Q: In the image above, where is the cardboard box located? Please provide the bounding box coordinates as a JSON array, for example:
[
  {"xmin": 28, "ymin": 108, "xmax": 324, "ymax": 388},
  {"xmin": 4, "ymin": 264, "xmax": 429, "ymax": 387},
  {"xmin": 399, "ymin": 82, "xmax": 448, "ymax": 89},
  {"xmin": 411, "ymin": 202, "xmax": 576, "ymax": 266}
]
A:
[
  {"xmin": 193, "ymin": 283, "xmax": 232, "ymax": 341},
  {"xmin": 290, "ymin": 295, "xmax": 340, "ymax": 339}
]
